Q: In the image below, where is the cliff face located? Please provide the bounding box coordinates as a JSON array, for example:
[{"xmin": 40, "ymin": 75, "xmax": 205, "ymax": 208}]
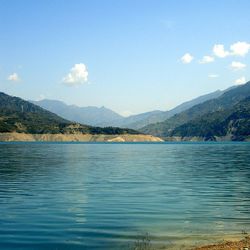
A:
[{"xmin": 0, "ymin": 133, "xmax": 163, "ymax": 142}]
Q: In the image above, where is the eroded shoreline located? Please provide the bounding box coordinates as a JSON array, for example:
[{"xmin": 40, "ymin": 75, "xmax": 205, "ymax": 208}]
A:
[
  {"xmin": 192, "ymin": 236, "xmax": 250, "ymax": 250},
  {"xmin": 0, "ymin": 132, "xmax": 163, "ymax": 142}
]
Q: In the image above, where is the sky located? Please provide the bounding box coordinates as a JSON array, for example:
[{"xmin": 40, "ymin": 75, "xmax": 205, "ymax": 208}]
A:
[{"xmin": 0, "ymin": 0, "xmax": 250, "ymax": 116}]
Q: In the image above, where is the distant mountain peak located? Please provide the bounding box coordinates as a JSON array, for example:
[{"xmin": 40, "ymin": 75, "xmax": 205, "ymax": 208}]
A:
[
  {"xmin": 32, "ymin": 99, "xmax": 123, "ymax": 126},
  {"xmin": 0, "ymin": 92, "xmax": 140, "ymax": 136},
  {"xmin": 32, "ymin": 86, "xmax": 231, "ymax": 130}
]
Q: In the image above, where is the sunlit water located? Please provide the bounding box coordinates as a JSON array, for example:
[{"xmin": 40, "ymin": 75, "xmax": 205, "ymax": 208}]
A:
[{"xmin": 0, "ymin": 142, "xmax": 250, "ymax": 250}]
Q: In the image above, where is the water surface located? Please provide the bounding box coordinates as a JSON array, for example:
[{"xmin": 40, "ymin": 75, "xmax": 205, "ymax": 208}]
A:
[{"xmin": 0, "ymin": 142, "xmax": 250, "ymax": 249}]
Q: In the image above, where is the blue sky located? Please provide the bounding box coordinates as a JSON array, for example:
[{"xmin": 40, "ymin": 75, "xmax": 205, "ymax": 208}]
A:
[{"xmin": 0, "ymin": 0, "xmax": 250, "ymax": 116}]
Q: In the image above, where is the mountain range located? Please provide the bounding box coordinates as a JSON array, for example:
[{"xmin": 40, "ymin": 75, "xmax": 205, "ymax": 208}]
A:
[
  {"xmin": 0, "ymin": 92, "xmax": 138, "ymax": 135},
  {"xmin": 33, "ymin": 88, "xmax": 224, "ymax": 129},
  {"xmin": 31, "ymin": 99, "xmax": 123, "ymax": 127},
  {"xmin": 1, "ymin": 81, "xmax": 249, "ymax": 141},
  {"xmin": 141, "ymin": 81, "xmax": 250, "ymax": 141},
  {"xmin": 170, "ymin": 96, "xmax": 250, "ymax": 141}
]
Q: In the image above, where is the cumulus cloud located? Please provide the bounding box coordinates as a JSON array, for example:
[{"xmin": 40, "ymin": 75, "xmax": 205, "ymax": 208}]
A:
[
  {"xmin": 230, "ymin": 41, "xmax": 250, "ymax": 57},
  {"xmin": 230, "ymin": 61, "xmax": 246, "ymax": 71},
  {"xmin": 7, "ymin": 72, "xmax": 20, "ymax": 82},
  {"xmin": 213, "ymin": 44, "xmax": 230, "ymax": 58},
  {"xmin": 235, "ymin": 76, "xmax": 246, "ymax": 85},
  {"xmin": 62, "ymin": 63, "xmax": 88, "ymax": 86},
  {"xmin": 208, "ymin": 74, "xmax": 219, "ymax": 78},
  {"xmin": 200, "ymin": 56, "xmax": 214, "ymax": 64},
  {"xmin": 181, "ymin": 53, "xmax": 193, "ymax": 64},
  {"xmin": 212, "ymin": 41, "xmax": 250, "ymax": 59}
]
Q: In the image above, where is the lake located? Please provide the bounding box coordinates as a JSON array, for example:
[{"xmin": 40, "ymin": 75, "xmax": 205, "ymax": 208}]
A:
[{"xmin": 0, "ymin": 142, "xmax": 250, "ymax": 249}]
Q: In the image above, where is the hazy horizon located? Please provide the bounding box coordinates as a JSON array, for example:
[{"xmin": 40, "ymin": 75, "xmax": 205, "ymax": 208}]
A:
[
  {"xmin": 31, "ymin": 86, "xmax": 225, "ymax": 117},
  {"xmin": 1, "ymin": 0, "xmax": 250, "ymax": 116}
]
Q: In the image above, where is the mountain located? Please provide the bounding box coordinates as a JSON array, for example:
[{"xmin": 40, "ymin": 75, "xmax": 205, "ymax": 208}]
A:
[
  {"xmin": 170, "ymin": 96, "xmax": 250, "ymax": 141},
  {"xmin": 33, "ymin": 89, "xmax": 224, "ymax": 130},
  {"xmin": 101, "ymin": 110, "xmax": 165, "ymax": 129},
  {"xmin": 32, "ymin": 99, "xmax": 124, "ymax": 127},
  {"xmin": 165, "ymin": 89, "xmax": 224, "ymax": 116},
  {"xmin": 33, "ymin": 99, "xmax": 164, "ymax": 129},
  {"xmin": 121, "ymin": 89, "xmax": 224, "ymax": 129},
  {"xmin": 0, "ymin": 92, "xmax": 138, "ymax": 135},
  {"xmin": 141, "ymin": 81, "xmax": 250, "ymax": 139}
]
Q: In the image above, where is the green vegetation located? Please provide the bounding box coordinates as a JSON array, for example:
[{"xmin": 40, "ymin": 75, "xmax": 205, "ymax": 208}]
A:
[
  {"xmin": 2, "ymin": 80, "xmax": 250, "ymax": 140},
  {"xmin": 0, "ymin": 92, "xmax": 140, "ymax": 135},
  {"xmin": 171, "ymin": 97, "xmax": 250, "ymax": 140},
  {"xmin": 141, "ymin": 82, "xmax": 250, "ymax": 140}
]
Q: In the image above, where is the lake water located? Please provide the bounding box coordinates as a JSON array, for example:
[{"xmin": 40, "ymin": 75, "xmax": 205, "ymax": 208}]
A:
[{"xmin": 0, "ymin": 142, "xmax": 250, "ymax": 250}]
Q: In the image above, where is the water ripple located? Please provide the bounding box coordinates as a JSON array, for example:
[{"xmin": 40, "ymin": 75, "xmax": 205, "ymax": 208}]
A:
[{"xmin": 0, "ymin": 142, "xmax": 250, "ymax": 249}]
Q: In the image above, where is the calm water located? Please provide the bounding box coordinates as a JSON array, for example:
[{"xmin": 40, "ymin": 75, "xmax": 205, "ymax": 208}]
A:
[{"xmin": 0, "ymin": 142, "xmax": 250, "ymax": 250}]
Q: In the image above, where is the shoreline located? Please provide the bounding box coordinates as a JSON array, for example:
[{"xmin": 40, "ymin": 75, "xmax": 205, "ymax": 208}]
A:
[
  {"xmin": 1, "ymin": 133, "xmax": 250, "ymax": 143},
  {"xmin": 192, "ymin": 236, "xmax": 250, "ymax": 250},
  {"xmin": 163, "ymin": 136, "xmax": 250, "ymax": 142},
  {"xmin": 129, "ymin": 233, "xmax": 249, "ymax": 250},
  {"xmin": 0, "ymin": 132, "xmax": 163, "ymax": 142},
  {"xmin": 159, "ymin": 236, "xmax": 250, "ymax": 250}
]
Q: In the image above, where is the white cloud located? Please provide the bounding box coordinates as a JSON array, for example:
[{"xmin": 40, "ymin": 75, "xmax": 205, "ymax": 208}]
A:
[
  {"xmin": 200, "ymin": 56, "xmax": 214, "ymax": 64},
  {"xmin": 212, "ymin": 41, "xmax": 250, "ymax": 59},
  {"xmin": 230, "ymin": 61, "xmax": 246, "ymax": 70},
  {"xmin": 7, "ymin": 72, "xmax": 20, "ymax": 82},
  {"xmin": 181, "ymin": 53, "xmax": 193, "ymax": 64},
  {"xmin": 62, "ymin": 63, "xmax": 88, "ymax": 86},
  {"xmin": 208, "ymin": 74, "xmax": 219, "ymax": 78},
  {"xmin": 235, "ymin": 76, "xmax": 246, "ymax": 85},
  {"xmin": 213, "ymin": 44, "xmax": 230, "ymax": 58},
  {"xmin": 230, "ymin": 41, "xmax": 250, "ymax": 57}
]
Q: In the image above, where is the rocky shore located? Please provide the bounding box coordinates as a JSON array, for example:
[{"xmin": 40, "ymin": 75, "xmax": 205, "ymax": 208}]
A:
[
  {"xmin": 0, "ymin": 132, "xmax": 163, "ymax": 142},
  {"xmin": 193, "ymin": 236, "xmax": 250, "ymax": 250}
]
